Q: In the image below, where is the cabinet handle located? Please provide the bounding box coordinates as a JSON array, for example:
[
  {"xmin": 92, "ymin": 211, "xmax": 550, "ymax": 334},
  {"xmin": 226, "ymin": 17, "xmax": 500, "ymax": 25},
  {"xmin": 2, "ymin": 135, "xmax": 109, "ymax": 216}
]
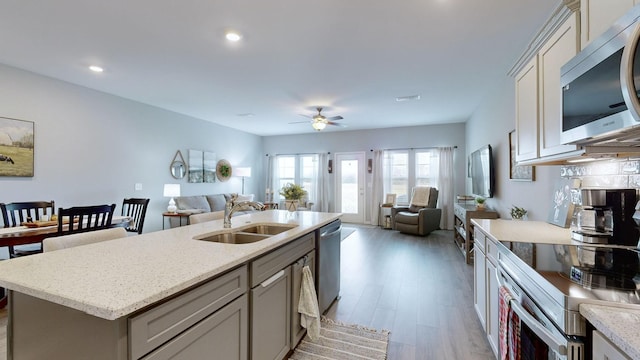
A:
[
  {"xmin": 496, "ymin": 266, "xmax": 567, "ymax": 355},
  {"xmin": 261, "ymin": 270, "xmax": 285, "ymax": 288},
  {"xmin": 321, "ymin": 226, "xmax": 342, "ymax": 238}
]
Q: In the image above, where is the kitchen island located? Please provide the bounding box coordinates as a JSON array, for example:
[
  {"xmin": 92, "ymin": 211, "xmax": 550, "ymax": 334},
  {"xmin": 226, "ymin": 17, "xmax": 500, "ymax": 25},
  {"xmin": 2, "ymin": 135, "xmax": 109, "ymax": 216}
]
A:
[{"xmin": 0, "ymin": 210, "xmax": 341, "ymax": 360}]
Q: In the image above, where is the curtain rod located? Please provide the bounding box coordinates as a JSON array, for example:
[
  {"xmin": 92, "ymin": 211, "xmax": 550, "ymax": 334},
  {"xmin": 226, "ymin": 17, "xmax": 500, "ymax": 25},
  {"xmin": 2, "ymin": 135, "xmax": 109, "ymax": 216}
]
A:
[
  {"xmin": 265, "ymin": 152, "xmax": 330, "ymax": 156},
  {"xmin": 370, "ymin": 146, "xmax": 458, "ymax": 151}
]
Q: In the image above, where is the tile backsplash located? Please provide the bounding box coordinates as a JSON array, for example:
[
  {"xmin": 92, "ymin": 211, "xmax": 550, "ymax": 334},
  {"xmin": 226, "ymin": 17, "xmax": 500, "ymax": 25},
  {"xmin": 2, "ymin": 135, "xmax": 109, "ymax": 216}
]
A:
[{"xmin": 561, "ymin": 160, "xmax": 640, "ymax": 188}]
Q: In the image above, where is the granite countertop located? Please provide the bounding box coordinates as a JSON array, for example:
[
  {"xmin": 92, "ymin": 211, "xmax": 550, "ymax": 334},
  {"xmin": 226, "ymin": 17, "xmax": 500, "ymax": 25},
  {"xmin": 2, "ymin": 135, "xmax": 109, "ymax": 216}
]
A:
[
  {"xmin": 581, "ymin": 304, "xmax": 640, "ymax": 359},
  {"xmin": 471, "ymin": 218, "xmax": 573, "ymax": 244},
  {"xmin": 0, "ymin": 210, "xmax": 341, "ymax": 320}
]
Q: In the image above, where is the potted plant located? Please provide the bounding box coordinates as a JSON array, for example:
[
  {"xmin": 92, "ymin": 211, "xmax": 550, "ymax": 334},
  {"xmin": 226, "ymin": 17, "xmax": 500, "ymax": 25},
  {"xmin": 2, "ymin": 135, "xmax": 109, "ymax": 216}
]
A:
[
  {"xmin": 510, "ymin": 205, "xmax": 528, "ymax": 220},
  {"xmin": 280, "ymin": 183, "xmax": 307, "ymax": 212},
  {"xmin": 475, "ymin": 197, "xmax": 486, "ymax": 210}
]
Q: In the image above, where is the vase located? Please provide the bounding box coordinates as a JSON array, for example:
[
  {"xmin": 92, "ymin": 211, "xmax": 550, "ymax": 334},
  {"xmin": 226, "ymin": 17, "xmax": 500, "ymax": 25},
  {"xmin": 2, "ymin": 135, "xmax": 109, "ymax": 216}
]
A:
[{"xmin": 285, "ymin": 200, "xmax": 299, "ymax": 212}]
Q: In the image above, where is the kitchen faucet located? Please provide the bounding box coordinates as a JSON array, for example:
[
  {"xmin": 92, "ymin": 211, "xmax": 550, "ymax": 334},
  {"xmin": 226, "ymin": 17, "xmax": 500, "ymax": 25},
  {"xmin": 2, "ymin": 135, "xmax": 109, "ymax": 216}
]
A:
[{"xmin": 224, "ymin": 194, "xmax": 265, "ymax": 228}]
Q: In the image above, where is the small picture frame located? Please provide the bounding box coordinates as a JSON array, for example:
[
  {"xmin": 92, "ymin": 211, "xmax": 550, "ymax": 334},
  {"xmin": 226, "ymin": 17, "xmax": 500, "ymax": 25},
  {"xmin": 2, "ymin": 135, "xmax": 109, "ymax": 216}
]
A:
[
  {"xmin": 509, "ymin": 130, "xmax": 534, "ymax": 181},
  {"xmin": 548, "ymin": 179, "xmax": 574, "ymax": 228},
  {"xmin": 384, "ymin": 193, "xmax": 396, "ymax": 206}
]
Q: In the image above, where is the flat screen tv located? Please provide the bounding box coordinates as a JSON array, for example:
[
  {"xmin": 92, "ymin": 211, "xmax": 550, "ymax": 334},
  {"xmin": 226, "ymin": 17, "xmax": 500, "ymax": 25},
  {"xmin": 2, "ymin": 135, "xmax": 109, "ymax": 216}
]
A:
[{"xmin": 470, "ymin": 144, "xmax": 494, "ymax": 198}]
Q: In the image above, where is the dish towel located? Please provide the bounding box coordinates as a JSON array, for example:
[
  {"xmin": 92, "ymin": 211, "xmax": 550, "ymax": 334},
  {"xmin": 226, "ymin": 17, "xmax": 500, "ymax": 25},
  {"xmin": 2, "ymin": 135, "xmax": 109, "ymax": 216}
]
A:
[
  {"xmin": 499, "ymin": 286, "xmax": 514, "ymax": 360},
  {"xmin": 298, "ymin": 265, "xmax": 320, "ymax": 340},
  {"xmin": 509, "ymin": 302, "xmax": 521, "ymax": 360},
  {"xmin": 410, "ymin": 186, "xmax": 431, "ymax": 207}
]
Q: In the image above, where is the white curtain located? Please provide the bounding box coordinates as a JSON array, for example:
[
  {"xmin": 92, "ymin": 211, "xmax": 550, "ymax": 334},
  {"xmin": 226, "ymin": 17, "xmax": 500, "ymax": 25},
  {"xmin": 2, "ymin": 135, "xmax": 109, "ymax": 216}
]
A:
[
  {"xmin": 370, "ymin": 150, "xmax": 384, "ymax": 225},
  {"xmin": 437, "ymin": 147, "xmax": 454, "ymax": 230},
  {"xmin": 316, "ymin": 153, "xmax": 330, "ymax": 212},
  {"xmin": 265, "ymin": 155, "xmax": 277, "ymax": 202}
]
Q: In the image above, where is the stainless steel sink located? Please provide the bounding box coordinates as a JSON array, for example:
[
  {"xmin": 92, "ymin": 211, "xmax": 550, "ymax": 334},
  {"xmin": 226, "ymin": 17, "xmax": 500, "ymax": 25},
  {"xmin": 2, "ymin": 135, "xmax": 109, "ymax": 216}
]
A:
[
  {"xmin": 194, "ymin": 232, "xmax": 271, "ymax": 244},
  {"xmin": 239, "ymin": 224, "xmax": 297, "ymax": 235},
  {"xmin": 193, "ymin": 223, "xmax": 297, "ymax": 244}
]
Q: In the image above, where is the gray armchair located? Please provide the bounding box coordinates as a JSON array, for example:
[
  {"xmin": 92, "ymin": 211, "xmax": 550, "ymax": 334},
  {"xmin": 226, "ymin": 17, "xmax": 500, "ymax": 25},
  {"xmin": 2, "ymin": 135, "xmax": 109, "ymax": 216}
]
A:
[{"xmin": 392, "ymin": 187, "xmax": 441, "ymax": 236}]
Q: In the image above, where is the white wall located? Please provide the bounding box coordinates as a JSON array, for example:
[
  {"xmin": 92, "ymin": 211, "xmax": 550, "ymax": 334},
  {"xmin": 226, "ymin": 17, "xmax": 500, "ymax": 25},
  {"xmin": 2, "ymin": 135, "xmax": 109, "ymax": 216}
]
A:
[
  {"xmin": 263, "ymin": 123, "xmax": 467, "ymax": 222},
  {"xmin": 0, "ymin": 64, "xmax": 263, "ymax": 234},
  {"xmin": 466, "ymin": 76, "xmax": 560, "ymax": 221}
]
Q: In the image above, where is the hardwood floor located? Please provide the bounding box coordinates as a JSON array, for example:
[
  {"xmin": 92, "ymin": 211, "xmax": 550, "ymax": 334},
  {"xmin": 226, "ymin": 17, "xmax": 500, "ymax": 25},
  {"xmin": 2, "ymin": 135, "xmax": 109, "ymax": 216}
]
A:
[
  {"xmin": 0, "ymin": 225, "xmax": 494, "ymax": 360},
  {"xmin": 325, "ymin": 225, "xmax": 495, "ymax": 360}
]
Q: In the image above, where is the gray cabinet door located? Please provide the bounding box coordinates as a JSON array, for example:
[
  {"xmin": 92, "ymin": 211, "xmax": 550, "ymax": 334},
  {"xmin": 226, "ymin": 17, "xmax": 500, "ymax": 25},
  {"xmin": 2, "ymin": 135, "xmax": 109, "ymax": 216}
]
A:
[
  {"xmin": 142, "ymin": 294, "xmax": 248, "ymax": 360},
  {"xmin": 251, "ymin": 266, "xmax": 291, "ymax": 360},
  {"xmin": 130, "ymin": 265, "xmax": 247, "ymax": 359}
]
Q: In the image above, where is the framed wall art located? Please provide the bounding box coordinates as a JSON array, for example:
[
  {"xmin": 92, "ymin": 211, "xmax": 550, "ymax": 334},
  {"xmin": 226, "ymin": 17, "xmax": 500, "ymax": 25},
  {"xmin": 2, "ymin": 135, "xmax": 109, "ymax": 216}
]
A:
[
  {"xmin": 509, "ymin": 130, "xmax": 534, "ymax": 181},
  {"xmin": 203, "ymin": 151, "xmax": 216, "ymax": 183},
  {"xmin": 188, "ymin": 149, "xmax": 217, "ymax": 183},
  {"xmin": 188, "ymin": 149, "xmax": 203, "ymax": 183},
  {"xmin": 0, "ymin": 116, "xmax": 34, "ymax": 177}
]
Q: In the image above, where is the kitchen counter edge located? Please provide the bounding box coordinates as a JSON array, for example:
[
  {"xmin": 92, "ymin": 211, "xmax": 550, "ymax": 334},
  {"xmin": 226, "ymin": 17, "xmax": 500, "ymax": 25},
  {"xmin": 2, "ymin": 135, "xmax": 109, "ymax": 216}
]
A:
[
  {"xmin": 580, "ymin": 303, "xmax": 640, "ymax": 360},
  {"xmin": 0, "ymin": 210, "xmax": 341, "ymax": 320}
]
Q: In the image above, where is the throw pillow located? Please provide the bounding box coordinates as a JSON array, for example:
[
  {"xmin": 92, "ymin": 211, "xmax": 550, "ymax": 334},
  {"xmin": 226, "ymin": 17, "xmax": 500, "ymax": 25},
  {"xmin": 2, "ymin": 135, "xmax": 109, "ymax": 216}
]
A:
[
  {"xmin": 206, "ymin": 194, "xmax": 227, "ymax": 211},
  {"xmin": 175, "ymin": 196, "xmax": 211, "ymax": 212}
]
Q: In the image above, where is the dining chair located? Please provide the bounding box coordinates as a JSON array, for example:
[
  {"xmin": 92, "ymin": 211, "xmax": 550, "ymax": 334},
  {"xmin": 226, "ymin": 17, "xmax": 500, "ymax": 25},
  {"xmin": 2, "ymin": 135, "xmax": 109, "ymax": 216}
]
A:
[
  {"xmin": 121, "ymin": 198, "xmax": 150, "ymax": 234},
  {"xmin": 57, "ymin": 204, "xmax": 116, "ymax": 236},
  {"xmin": 43, "ymin": 227, "xmax": 127, "ymax": 252},
  {"xmin": 0, "ymin": 200, "xmax": 56, "ymax": 257}
]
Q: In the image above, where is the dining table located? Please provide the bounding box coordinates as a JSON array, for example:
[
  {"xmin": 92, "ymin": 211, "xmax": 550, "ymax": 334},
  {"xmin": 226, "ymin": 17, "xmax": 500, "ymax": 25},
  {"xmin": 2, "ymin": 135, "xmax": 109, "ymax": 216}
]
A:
[{"xmin": 0, "ymin": 215, "xmax": 132, "ymax": 309}]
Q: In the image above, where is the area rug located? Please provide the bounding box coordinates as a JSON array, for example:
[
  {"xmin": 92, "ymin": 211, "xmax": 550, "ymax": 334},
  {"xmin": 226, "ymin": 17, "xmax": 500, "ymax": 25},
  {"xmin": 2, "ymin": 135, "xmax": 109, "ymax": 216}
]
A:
[
  {"xmin": 340, "ymin": 227, "xmax": 356, "ymax": 241},
  {"xmin": 289, "ymin": 317, "xmax": 390, "ymax": 360}
]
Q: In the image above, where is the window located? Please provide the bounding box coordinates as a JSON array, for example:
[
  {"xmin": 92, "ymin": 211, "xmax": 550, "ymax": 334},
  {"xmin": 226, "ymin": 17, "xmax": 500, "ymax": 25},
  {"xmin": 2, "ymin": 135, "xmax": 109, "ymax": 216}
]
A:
[
  {"xmin": 383, "ymin": 151, "xmax": 409, "ymax": 204},
  {"xmin": 274, "ymin": 154, "xmax": 319, "ymax": 202},
  {"xmin": 383, "ymin": 149, "xmax": 439, "ymax": 204},
  {"xmin": 415, "ymin": 150, "xmax": 439, "ymax": 187}
]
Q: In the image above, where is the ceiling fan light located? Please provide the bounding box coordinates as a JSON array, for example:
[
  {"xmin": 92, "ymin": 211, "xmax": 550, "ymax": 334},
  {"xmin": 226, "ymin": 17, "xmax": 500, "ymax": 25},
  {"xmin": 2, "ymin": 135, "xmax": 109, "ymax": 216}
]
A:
[
  {"xmin": 312, "ymin": 121, "xmax": 326, "ymax": 131},
  {"xmin": 225, "ymin": 31, "xmax": 242, "ymax": 42}
]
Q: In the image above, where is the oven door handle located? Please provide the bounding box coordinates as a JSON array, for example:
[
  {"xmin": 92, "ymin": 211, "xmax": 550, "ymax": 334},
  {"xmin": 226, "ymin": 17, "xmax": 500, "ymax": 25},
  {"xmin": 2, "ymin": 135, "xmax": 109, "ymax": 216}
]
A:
[{"xmin": 496, "ymin": 267, "xmax": 568, "ymax": 356}]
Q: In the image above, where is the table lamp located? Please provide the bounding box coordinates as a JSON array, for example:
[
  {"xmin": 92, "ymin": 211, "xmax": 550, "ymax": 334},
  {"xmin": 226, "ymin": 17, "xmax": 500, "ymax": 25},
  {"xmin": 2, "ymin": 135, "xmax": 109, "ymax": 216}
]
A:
[
  {"xmin": 163, "ymin": 184, "xmax": 181, "ymax": 213},
  {"xmin": 235, "ymin": 167, "xmax": 251, "ymax": 194}
]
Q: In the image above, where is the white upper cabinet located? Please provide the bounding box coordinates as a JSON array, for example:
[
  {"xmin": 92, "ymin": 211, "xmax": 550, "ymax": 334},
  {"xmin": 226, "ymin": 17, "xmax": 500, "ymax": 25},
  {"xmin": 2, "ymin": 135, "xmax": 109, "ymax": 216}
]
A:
[
  {"xmin": 515, "ymin": 12, "xmax": 580, "ymax": 163},
  {"xmin": 581, "ymin": 0, "xmax": 638, "ymax": 49},
  {"xmin": 539, "ymin": 12, "xmax": 580, "ymax": 157},
  {"xmin": 515, "ymin": 57, "xmax": 539, "ymax": 162}
]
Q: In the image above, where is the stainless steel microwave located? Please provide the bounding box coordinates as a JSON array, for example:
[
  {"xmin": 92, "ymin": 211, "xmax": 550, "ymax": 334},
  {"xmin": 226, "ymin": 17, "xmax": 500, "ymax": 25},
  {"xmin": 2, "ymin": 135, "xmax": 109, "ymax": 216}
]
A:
[{"xmin": 561, "ymin": 5, "xmax": 640, "ymax": 146}]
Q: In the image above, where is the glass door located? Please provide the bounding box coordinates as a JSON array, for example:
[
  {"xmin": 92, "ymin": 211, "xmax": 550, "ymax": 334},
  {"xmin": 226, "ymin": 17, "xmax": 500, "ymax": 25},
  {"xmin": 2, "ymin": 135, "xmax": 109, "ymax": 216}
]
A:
[{"xmin": 335, "ymin": 152, "xmax": 365, "ymax": 223}]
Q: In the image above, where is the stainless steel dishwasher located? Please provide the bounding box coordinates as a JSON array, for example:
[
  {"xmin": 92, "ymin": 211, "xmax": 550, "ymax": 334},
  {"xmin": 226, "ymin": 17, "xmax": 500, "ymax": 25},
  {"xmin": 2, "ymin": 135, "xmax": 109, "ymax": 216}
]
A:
[{"xmin": 316, "ymin": 219, "xmax": 341, "ymax": 314}]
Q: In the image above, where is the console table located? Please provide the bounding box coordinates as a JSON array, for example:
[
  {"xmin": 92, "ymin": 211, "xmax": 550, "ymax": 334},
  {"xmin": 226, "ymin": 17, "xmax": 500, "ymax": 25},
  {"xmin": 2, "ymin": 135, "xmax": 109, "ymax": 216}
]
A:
[
  {"xmin": 162, "ymin": 212, "xmax": 190, "ymax": 229},
  {"xmin": 453, "ymin": 203, "xmax": 498, "ymax": 264}
]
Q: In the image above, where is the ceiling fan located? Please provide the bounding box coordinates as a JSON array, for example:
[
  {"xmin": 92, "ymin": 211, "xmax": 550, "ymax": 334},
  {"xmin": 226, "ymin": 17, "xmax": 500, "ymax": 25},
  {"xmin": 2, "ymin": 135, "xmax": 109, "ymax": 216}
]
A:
[{"xmin": 290, "ymin": 107, "xmax": 345, "ymax": 131}]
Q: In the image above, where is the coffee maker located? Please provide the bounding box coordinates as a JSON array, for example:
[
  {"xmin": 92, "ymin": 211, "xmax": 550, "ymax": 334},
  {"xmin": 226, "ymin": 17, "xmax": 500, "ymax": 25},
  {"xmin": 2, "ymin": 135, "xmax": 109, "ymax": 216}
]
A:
[{"xmin": 571, "ymin": 189, "xmax": 640, "ymax": 246}]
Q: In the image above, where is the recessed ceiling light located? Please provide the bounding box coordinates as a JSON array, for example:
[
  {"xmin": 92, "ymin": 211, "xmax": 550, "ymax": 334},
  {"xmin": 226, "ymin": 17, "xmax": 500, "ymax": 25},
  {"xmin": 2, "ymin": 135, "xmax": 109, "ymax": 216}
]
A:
[
  {"xmin": 396, "ymin": 95, "xmax": 421, "ymax": 102},
  {"xmin": 89, "ymin": 65, "xmax": 104, "ymax": 73},
  {"xmin": 225, "ymin": 31, "xmax": 242, "ymax": 42},
  {"xmin": 237, "ymin": 113, "xmax": 255, "ymax": 117}
]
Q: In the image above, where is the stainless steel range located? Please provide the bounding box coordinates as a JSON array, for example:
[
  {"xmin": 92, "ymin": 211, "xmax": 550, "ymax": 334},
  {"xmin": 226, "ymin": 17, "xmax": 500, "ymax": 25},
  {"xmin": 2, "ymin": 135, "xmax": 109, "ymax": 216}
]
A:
[
  {"xmin": 498, "ymin": 240, "xmax": 640, "ymax": 358},
  {"xmin": 496, "ymin": 188, "xmax": 640, "ymax": 359}
]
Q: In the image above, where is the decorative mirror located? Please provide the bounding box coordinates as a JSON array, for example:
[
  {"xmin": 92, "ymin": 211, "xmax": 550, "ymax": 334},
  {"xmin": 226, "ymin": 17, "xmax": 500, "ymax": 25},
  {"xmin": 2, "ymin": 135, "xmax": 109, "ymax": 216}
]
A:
[{"xmin": 170, "ymin": 150, "xmax": 186, "ymax": 179}]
